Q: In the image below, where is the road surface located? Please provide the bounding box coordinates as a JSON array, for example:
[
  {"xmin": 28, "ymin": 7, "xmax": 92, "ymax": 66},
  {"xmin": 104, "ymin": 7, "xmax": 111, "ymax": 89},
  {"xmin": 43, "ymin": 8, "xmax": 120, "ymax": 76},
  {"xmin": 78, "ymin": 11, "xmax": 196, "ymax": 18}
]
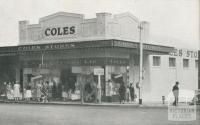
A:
[{"xmin": 0, "ymin": 103, "xmax": 199, "ymax": 125}]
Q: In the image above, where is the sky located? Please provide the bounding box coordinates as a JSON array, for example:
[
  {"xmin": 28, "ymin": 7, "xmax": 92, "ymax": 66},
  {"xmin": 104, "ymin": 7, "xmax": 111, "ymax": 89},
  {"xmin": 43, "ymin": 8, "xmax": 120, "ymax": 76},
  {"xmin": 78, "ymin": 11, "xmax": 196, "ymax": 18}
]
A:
[{"xmin": 0, "ymin": 0, "xmax": 199, "ymax": 49}]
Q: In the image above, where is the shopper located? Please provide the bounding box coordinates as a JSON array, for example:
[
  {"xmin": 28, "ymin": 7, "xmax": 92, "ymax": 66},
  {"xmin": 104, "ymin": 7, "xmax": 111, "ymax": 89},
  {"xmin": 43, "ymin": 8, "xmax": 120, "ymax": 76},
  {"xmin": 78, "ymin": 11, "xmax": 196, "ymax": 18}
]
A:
[
  {"xmin": 107, "ymin": 79, "xmax": 113, "ymax": 102},
  {"xmin": 89, "ymin": 81, "xmax": 97, "ymax": 103},
  {"xmin": 129, "ymin": 83, "xmax": 135, "ymax": 102},
  {"xmin": 36, "ymin": 81, "xmax": 42, "ymax": 102},
  {"xmin": 13, "ymin": 81, "xmax": 20, "ymax": 101},
  {"xmin": 52, "ymin": 82, "xmax": 57, "ymax": 98},
  {"xmin": 119, "ymin": 81, "xmax": 126, "ymax": 104},
  {"xmin": 25, "ymin": 85, "xmax": 32, "ymax": 101},
  {"xmin": 126, "ymin": 85, "xmax": 130, "ymax": 102},
  {"xmin": 84, "ymin": 82, "xmax": 92, "ymax": 102},
  {"xmin": 62, "ymin": 85, "xmax": 67, "ymax": 101},
  {"xmin": 6, "ymin": 82, "xmax": 13, "ymax": 100},
  {"xmin": 41, "ymin": 81, "xmax": 49, "ymax": 103},
  {"xmin": 172, "ymin": 81, "xmax": 179, "ymax": 106}
]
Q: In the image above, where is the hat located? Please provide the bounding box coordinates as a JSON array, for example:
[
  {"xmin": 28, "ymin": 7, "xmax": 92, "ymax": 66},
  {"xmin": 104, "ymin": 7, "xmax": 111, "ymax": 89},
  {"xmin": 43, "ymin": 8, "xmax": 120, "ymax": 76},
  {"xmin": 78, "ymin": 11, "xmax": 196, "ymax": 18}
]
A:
[{"xmin": 176, "ymin": 81, "xmax": 179, "ymax": 85}]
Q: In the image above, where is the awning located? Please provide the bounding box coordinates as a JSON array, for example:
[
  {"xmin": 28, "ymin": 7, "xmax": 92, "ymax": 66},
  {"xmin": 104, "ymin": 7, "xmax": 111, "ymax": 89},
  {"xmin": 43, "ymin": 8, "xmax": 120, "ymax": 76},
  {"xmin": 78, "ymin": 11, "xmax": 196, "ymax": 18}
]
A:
[{"xmin": 0, "ymin": 39, "xmax": 174, "ymax": 55}]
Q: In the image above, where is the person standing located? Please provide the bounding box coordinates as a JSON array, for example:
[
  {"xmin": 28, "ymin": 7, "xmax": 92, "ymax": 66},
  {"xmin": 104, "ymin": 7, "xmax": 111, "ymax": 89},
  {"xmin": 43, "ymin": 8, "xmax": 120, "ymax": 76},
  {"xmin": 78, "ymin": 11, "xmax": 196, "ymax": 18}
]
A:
[
  {"xmin": 13, "ymin": 81, "xmax": 20, "ymax": 101},
  {"xmin": 84, "ymin": 82, "xmax": 92, "ymax": 102},
  {"xmin": 172, "ymin": 81, "xmax": 179, "ymax": 106},
  {"xmin": 129, "ymin": 83, "xmax": 135, "ymax": 102},
  {"xmin": 119, "ymin": 81, "xmax": 126, "ymax": 104},
  {"xmin": 6, "ymin": 82, "xmax": 12, "ymax": 100},
  {"xmin": 41, "ymin": 81, "xmax": 49, "ymax": 103},
  {"xmin": 126, "ymin": 85, "xmax": 130, "ymax": 102},
  {"xmin": 36, "ymin": 81, "xmax": 42, "ymax": 102},
  {"xmin": 25, "ymin": 85, "xmax": 32, "ymax": 101},
  {"xmin": 62, "ymin": 85, "xmax": 67, "ymax": 101},
  {"xmin": 107, "ymin": 80, "xmax": 113, "ymax": 102}
]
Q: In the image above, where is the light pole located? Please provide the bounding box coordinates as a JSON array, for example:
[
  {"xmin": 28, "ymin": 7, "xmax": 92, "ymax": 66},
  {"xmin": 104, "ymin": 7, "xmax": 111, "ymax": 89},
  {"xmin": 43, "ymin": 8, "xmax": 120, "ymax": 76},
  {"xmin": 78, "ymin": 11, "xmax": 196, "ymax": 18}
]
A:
[{"xmin": 138, "ymin": 22, "xmax": 143, "ymax": 105}]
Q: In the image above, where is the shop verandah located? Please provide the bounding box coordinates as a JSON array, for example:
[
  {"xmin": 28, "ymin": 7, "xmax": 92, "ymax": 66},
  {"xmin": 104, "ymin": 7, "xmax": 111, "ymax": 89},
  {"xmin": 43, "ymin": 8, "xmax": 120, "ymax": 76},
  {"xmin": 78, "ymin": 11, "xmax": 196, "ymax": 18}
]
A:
[{"xmin": 0, "ymin": 39, "xmax": 173, "ymax": 103}]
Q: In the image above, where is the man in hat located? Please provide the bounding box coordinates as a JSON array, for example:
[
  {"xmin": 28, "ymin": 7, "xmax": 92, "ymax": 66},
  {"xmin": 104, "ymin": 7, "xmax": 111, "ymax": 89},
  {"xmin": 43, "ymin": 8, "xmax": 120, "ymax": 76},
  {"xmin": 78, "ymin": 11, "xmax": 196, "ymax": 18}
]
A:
[{"xmin": 172, "ymin": 81, "xmax": 179, "ymax": 106}]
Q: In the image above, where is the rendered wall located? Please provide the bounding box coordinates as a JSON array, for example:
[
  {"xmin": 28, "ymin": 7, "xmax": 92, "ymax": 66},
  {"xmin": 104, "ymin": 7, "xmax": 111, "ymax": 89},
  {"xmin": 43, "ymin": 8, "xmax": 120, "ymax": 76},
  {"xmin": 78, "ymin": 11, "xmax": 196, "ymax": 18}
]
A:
[
  {"xmin": 18, "ymin": 12, "xmax": 142, "ymax": 45},
  {"xmin": 146, "ymin": 54, "xmax": 198, "ymax": 102}
]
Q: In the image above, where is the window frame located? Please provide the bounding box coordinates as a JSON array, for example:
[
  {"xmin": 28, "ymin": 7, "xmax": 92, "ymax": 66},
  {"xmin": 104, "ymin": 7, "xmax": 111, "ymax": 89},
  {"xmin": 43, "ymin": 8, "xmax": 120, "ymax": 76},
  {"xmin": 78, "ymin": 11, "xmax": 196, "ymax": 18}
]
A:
[
  {"xmin": 169, "ymin": 57, "xmax": 176, "ymax": 68},
  {"xmin": 183, "ymin": 58, "xmax": 189, "ymax": 68},
  {"xmin": 152, "ymin": 56, "xmax": 161, "ymax": 67}
]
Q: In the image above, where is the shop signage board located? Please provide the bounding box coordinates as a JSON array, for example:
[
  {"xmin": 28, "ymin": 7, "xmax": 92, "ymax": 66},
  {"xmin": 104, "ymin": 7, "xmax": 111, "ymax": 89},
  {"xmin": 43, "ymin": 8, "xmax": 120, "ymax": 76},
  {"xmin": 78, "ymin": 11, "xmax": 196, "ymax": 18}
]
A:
[
  {"xmin": 169, "ymin": 49, "xmax": 198, "ymax": 59},
  {"xmin": 0, "ymin": 40, "xmax": 174, "ymax": 54},
  {"xmin": 21, "ymin": 58, "xmax": 129, "ymax": 67},
  {"xmin": 44, "ymin": 26, "xmax": 76, "ymax": 37},
  {"xmin": 94, "ymin": 68, "xmax": 104, "ymax": 75}
]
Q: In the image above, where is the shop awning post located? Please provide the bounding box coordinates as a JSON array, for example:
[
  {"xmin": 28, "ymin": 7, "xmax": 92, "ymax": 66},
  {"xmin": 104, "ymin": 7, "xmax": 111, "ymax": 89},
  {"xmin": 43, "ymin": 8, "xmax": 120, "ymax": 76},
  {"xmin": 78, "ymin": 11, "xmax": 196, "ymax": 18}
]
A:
[
  {"xmin": 98, "ymin": 74, "xmax": 102, "ymax": 103},
  {"xmin": 41, "ymin": 53, "xmax": 44, "ymax": 65},
  {"xmin": 81, "ymin": 81, "xmax": 84, "ymax": 104},
  {"xmin": 94, "ymin": 68, "xmax": 104, "ymax": 104}
]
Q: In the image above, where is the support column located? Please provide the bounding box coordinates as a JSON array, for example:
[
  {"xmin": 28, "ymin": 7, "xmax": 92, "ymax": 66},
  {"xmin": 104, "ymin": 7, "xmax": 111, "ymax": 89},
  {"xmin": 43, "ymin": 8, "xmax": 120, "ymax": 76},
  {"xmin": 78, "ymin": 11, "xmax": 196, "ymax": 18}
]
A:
[
  {"xmin": 15, "ymin": 67, "xmax": 20, "ymax": 83},
  {"xmin": 105, "ymin": 66, "xmax": 111, "ymax": 96},
  {"xmin": 129, "ymin": 54, "xmax": 135, "ymax": 84}
]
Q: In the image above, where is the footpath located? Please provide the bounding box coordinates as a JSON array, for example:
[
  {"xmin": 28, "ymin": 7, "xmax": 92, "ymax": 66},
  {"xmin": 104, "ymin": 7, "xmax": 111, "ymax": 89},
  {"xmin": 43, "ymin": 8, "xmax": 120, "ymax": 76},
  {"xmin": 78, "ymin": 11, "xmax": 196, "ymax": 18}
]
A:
[{"xmin": 0, "ymin": 99, "xmax": 169, "ymax": 108}]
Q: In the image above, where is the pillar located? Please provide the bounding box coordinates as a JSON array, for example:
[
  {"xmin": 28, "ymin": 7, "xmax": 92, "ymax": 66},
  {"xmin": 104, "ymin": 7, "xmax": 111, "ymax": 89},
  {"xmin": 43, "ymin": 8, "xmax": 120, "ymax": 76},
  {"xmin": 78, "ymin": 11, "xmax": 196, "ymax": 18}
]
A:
[{"xmin": 129, "ymin": 54, "xmax": 135, "ymax": 84}]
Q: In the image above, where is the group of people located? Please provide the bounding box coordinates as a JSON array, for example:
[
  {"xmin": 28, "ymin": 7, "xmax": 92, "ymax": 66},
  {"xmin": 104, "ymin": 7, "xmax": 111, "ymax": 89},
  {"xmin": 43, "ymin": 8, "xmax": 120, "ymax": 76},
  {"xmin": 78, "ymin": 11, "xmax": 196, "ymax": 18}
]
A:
[
  {"xmin": 84, "ymin": 81, "xmax": 101, "ymax": 103},
  {"xmin": 106, "ymin": 80, "xmax": 135, "ymax": 103},
  {"xmin": 5, "ymin": 80, "xmax": 51, "ymax": 103},
  {"xmin": 35, "ymin": 80, "xmax": 50, "ymax": 102},
  {"xmin": 3, "ymin": 79, "xmax": 181, "ymax": 105},
  {"xmin": 5, "ymin": 81, "xmax": 21, "ymax": 101},
  {"xmin": 83, "ymin": 79, "xmax": 136, "ymax": 104},
  {"xmin": 118, "ymin": 82, "xmax": 135, "ymax": 104}
]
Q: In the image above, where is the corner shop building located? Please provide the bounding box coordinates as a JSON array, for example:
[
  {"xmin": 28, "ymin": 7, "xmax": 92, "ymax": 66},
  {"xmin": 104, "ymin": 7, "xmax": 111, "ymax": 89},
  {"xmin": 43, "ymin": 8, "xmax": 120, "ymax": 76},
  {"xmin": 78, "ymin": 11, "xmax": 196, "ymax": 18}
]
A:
[{"xmin": 0, "ymin": 12, "xmax": 174, "ymax": 102}]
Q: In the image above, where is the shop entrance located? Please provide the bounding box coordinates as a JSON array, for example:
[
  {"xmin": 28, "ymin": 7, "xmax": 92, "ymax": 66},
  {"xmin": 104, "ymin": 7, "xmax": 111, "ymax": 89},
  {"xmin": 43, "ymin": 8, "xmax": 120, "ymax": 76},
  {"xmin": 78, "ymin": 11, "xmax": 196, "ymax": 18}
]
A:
[
  {"xmin": 60, "ymin": 68, "xmax": 80, "ymax": 101},
  {"xmin": 61, "ymin": 68, "xmax": 76, "ymax": 92}
]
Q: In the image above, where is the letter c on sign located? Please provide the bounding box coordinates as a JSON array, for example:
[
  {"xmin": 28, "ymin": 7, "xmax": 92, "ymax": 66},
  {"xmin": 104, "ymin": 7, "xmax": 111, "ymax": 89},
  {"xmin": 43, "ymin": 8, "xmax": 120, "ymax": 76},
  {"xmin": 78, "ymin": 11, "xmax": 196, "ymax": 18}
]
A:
[
  {"xmin": 51, "ymin": 28, "xmax": 57, "ymax": 36},
  {"xmin": 45, "ymin": 28, "xmax": 51, "ymax": 36}
]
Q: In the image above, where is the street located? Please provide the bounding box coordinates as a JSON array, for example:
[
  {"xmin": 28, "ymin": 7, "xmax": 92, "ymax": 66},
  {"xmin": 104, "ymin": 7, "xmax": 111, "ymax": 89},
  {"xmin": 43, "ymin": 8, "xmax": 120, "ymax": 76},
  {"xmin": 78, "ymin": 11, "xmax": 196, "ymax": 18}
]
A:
[{"xmin": 0, "ymin": 103, "xmax": 199, "ymax": 125}]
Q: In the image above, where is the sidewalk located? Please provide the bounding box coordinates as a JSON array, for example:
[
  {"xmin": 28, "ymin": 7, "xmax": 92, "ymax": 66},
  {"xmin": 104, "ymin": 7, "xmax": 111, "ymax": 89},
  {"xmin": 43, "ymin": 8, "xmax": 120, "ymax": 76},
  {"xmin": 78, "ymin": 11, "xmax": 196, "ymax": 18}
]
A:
[{"xmin": 0, "ymin": 99, "xmax": 169, "ymax": 108}]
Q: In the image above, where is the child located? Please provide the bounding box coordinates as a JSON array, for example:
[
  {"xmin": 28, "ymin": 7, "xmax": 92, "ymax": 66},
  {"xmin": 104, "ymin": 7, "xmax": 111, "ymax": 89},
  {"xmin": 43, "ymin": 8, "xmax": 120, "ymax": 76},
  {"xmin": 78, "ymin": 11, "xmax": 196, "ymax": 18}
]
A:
[
  {"xmin": 25, "ymin": 86, "xmax": 32, "ymax": 101},
  {"xmin": 62, "ymin": 90, "xmax": 67, "ymax": 101}
]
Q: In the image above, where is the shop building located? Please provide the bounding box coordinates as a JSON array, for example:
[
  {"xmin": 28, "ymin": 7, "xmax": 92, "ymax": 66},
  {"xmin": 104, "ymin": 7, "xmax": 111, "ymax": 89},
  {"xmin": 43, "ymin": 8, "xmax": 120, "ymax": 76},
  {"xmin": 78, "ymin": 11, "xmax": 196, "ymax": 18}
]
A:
[
  {"xmin": 0, "ymin": 12, "xmax": 189, "ymax": 103},
  {"xmin": 148, "ymin": 49, "xmax": 198, "ymax": 102}
]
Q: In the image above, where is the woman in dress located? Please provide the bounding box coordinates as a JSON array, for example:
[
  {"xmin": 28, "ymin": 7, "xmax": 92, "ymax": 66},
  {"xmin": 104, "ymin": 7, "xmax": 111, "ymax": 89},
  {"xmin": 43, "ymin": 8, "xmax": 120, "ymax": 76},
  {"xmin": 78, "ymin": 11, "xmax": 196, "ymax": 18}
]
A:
[
  {"xmin": 107, "ymin": 80, "xmax": 113, "ymax": 102},
  {"xmin": 25, "ymin": 85, "xmax": 32, "ymax": 101},
  {"xmin": 13, "ymin": 81, "xmax": 20, "ymax": 101},
  {"xmin": 126, "ymin": 85, "xmax": 131, "ymax": 102},
  {"xmin": 36, "ymin": 81, "xmax": 42, "ymax": 102},
  {"xmin": 6, "ymin": 82, "xmax": 12, "ymax": 100},
  {"xmin": 41, "ymin": 81, "xmax": 49, "ymax": 103}
]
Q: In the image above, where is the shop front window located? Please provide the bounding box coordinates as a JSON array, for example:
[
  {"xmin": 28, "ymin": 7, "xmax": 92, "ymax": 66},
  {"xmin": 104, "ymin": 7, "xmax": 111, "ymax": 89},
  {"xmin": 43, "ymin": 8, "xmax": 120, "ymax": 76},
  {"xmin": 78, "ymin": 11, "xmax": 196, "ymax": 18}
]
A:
[{"xmin": 104, "ymin": 66, "xmax": 129, "ymax": 103}]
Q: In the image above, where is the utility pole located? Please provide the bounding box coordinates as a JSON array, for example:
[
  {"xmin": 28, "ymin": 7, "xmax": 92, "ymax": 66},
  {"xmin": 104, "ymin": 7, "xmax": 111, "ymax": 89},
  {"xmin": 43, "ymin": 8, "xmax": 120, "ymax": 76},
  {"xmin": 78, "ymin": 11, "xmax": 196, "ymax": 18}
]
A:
[{"xmin": 138, "ymin": 22, "xmax": 143, "ymax": 105}]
